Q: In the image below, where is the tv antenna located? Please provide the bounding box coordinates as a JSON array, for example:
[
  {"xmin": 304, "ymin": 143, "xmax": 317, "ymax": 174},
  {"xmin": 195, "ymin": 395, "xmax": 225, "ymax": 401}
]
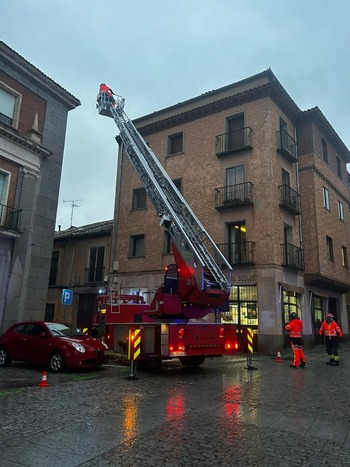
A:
[{"xmin": 63, "ymin": 199, "xmax": 82, "ymax": 227}]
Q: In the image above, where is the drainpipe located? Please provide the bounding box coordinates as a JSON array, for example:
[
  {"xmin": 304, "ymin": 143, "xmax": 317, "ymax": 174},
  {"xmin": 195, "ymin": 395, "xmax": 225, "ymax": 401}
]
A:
[{"xmin": 294, "ymin": 126, "xmax": 303, "ymax": 249}]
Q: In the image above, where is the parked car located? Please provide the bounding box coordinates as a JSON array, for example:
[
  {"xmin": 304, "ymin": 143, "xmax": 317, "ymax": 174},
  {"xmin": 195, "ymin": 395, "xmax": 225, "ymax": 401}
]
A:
[{"xmin": 0, "ymin": 321, "xmax": 108, "ymax": 372}]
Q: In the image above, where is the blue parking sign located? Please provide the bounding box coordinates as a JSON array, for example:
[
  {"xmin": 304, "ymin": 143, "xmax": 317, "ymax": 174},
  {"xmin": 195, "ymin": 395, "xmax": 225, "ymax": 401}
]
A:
[{"xmin": 62, "ymin": 289, "xmax": 73, "ymax": 305}]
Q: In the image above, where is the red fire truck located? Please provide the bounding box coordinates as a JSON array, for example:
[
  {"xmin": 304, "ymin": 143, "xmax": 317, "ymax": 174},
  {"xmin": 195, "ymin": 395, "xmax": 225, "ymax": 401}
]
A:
[{"xmin": 95, "ymin": 88, "xmax": 238, "ymax": 366}]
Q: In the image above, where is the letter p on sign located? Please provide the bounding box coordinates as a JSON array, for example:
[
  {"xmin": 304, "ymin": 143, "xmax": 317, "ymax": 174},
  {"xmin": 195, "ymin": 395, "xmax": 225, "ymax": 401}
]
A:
[{"xmin": 62, "ymin": 289, "xmax": 73, "ymax": 305}]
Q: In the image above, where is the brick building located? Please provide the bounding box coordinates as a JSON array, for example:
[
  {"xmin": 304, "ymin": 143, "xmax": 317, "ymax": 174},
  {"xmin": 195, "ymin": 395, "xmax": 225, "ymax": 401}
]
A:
[
  {"xmin": 0, "ymin": 42, "xmax": 80, "ymax": 333},
  {"xmin": 46, "ymin": 220, "xmax": 113, "ymax": 332},
  {"xmin": 110, "ymin": 69, "xmax": 349, "ymax": 354}
]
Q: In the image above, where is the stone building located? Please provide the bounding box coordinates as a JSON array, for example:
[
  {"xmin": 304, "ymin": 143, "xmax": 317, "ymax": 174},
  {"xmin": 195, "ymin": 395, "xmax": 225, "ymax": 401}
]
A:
[
  {"xmin": 111, "ymin": 69, "xmax": 350, "ymax": 354},
  {"xmin": 0, "ymin": 41, "xmax": 80, "ymax": 333},
  {"xmin": 46, "ymin": 220, "xmax": 113, "ymax": 332}
]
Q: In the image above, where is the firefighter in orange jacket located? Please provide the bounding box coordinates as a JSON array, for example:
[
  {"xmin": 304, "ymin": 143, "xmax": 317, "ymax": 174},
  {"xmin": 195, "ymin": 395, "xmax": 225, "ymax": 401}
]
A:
[
  {"xmin": 98, "ymin": 83, "xmax": 115, "ymax": 103},
  {"xmin": 285, "ymin": 312, "xmax": 306, "ymax": 369},
  {"xmin": 99, "ymin": 83, "xmax": 115, "ymax": 96},
  {"xmin": 319, "ymin": 313, "xmax": 342, "ymax": 366}
]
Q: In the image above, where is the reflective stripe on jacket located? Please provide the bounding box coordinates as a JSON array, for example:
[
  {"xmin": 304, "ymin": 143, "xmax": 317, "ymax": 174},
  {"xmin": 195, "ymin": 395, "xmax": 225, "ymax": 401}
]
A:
[
  {"xmin": 319, "ymin": 321, "xmax": 342, "ymax": 337},
  {"xmin": 285, "ymin": 319, "xmax": 303, "ymax": 338}
]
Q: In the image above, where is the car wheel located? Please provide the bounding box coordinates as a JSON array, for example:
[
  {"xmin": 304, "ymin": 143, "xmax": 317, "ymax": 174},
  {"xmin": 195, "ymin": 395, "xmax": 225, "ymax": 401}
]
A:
[
  {"xmin": 49, "ymin": 351, "xmax": 65, "ymax": 372},
  {"xmin": 0, "ymin": 347, "xmax": 11, "ymax": 367}
]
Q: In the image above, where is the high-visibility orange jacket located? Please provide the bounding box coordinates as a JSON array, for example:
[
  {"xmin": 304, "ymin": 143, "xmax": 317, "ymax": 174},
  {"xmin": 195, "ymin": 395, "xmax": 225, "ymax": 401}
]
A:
[
  {"xmin": 319, "ymin": 321, "xmax": 342, "ymax": 337},
  {"xmin": 285, "ymin": 319, "xmax": 303, "ymax": 338},
  {"xmin": 99, "ymin": 83, "xmax": 114, "ymax": 96}
]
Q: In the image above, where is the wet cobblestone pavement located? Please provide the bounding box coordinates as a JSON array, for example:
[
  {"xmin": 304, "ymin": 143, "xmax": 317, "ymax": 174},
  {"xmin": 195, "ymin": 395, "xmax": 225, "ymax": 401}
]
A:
[{"xmin": 1, "ymin": 343, "xmax": 350, "ymax": 466}]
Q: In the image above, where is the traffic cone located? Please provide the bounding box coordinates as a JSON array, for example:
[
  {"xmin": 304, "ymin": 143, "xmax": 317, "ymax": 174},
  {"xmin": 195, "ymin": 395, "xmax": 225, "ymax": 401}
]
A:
[
  {"xmin": 275, "ymin": 347, "xmax": 283, "ymax": 363},
  {"xmin": 38, "ymin": 371, "xmax": 50, "ymax": 387}
]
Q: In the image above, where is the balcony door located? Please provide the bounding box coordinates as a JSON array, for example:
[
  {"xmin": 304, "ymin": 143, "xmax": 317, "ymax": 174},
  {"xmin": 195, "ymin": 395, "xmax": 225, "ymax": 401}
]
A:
[
  {"xmin": 226, "ymin": 114, "xmax": 244, "ymax": 151},
  {"xmin": 0, "ymin": 172, "xmax": 8, "ymax": 227},
  {"xmin": 280, "ymin": 117, "xmax": 288, "ymax": 149},
  {"xmin": 226, "ymin": 165, "xmax": 245, "ymax": 201},
  {"xmin": 228, "ymin": 223, "xmax": 246, "ymax": 264}
]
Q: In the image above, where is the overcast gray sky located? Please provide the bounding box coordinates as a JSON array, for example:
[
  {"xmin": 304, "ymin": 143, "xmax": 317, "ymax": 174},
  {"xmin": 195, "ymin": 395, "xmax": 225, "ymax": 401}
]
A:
[{"xmin": 3, "ymin": 0, "xmax": 350, "ymax": 230}]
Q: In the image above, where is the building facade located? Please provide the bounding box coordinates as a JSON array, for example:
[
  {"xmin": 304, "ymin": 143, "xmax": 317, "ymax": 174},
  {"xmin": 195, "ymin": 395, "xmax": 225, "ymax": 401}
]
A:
[
  {"xmin": 110, "ymin": 69, "xmax": 350, "ymax": 354},
  {"xmin": 46, "ymin": 221, "xmax": 113, "ymax": 332},
  {"xmin": 0, "ymin": 41, "xmax": 80, "ymax": 333}
]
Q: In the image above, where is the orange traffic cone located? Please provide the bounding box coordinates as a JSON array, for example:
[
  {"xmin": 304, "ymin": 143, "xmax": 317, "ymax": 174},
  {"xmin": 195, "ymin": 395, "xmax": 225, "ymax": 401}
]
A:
[
  {"xmin": 38, "ymin": 371, "xmax": 50, "ymax": 387},
  {"xmin": 275, "ymin": 347, "xmax": 283, "ymax": 363}
]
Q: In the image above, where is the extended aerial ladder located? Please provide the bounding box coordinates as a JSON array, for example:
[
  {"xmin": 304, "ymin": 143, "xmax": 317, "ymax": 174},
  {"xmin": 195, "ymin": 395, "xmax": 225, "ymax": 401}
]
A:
[{"xmin": 96, "ymin": 90, "xmax": 232, "ymax": 311}]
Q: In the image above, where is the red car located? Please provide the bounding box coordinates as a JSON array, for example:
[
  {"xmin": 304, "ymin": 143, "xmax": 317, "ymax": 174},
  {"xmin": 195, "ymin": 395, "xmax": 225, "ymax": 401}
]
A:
[{"xmin": 0, "ymin": 321, "xmax": 108, "ymax": 372}]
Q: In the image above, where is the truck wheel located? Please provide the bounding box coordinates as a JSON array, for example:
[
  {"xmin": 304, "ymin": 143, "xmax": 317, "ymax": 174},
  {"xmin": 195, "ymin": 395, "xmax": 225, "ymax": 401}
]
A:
[
  {"xmin": 0, "ymin": 347, "xmax": 11, "ymax": 367},
  {"xmin": 179, "ymin": 356, "xmax": 205, "ymax": 367}
]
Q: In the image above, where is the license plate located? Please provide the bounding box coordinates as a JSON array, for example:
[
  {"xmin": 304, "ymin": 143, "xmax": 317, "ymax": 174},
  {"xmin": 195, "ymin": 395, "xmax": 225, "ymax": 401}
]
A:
[{"xmin": 170, "ymin": 351, "xmax": 186, "ymax": 357}]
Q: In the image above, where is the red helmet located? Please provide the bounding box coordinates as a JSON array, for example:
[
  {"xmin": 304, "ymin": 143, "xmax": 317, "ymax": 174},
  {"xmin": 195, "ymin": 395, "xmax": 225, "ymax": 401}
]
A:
[{"xmin": 326, "ymin": 313, "xmax": 334, "ymax": 319}]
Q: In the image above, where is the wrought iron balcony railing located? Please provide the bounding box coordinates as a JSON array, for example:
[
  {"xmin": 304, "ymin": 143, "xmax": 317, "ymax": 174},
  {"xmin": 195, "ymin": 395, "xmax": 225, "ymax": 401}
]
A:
[
  {"xmin": 215, "ymin": 127, "xmax": 253, "ymax": 157},
  {"xmin": 279, "ymin": 185, "xmax": 301, "ymax": 215},
  {"xmin": 0, "ymin": 203, "xmax": 22, "ymax": 232},
  {"xmin": 277, "ymin": 129, "xmax": 297, "ymax": 163},
  {"xmin": 216, "ymin": 241, "xmax": 255, "ymax": 265},
  {"xmin": 215, "ymin": 182, "xmax": 253, "ymax": 209},
  {"xmin": 282, "ymin": 243, "xmax": 304, "ymax": 271}
]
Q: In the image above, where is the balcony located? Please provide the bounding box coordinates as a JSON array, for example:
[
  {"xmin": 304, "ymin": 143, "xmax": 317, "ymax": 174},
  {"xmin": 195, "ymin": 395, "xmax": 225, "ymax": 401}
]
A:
[
  {"xmin": 215, "ymin": 127, "xmax": 253, "ymax": 157},
  {"xmin": 215, "ymin": 182, "xmax": 253, "ymax": 210},
  {"xmin": 279, "ymin": 185, "xmax": 301, "ymax": 215},
  {"xmin": 277, "ymin": 129, "xmax": 297, "ymax": 163},
  {"xmin": 282, "ymin": 243, "xmax": 304, "ymax": 271},
  {"xmin": 85, "ymin": 267, "xmax": 105, "ymax": 284},
  {"xmin": 0, "ymin": 203, "xmax": 22, "ymax": 232},
  {"xmin": 216, "ymin": 241, "xmax": 255, "ymax": 266}
]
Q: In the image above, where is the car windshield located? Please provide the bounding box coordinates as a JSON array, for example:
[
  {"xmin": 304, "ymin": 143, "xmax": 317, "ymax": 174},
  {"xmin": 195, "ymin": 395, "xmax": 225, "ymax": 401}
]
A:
[{"xmin": 46, "ymin": 323, "xmax": 85, "ymax": 337}]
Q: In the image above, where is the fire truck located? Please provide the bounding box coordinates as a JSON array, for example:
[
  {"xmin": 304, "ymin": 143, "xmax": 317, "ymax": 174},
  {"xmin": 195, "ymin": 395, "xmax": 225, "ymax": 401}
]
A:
[{"xmin": 95, "ymin": 87, "xmax": 238, "ymax": 366}]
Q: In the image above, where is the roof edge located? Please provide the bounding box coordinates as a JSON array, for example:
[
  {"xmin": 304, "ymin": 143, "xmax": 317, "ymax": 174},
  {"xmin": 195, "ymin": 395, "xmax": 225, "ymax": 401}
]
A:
[{"xmin": 0, "ymin": 41, "xmax": 80, "ymax": 110}]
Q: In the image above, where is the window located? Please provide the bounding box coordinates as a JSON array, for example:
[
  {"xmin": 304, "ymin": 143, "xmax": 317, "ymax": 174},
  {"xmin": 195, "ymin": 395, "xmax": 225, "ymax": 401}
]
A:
[
  {"xmin": 326, "ymin": 236, "xmax": 334, "ymax": 261},
  {"xmin": 223, "ymin": 285, "xmax": 258, "ymax": 329},
  {"xmin": 279, "ymin": 117, "xmax": 289, "ymax": 150},
  {"xmin": 49, "ymin": 251, "xmax": 59, "ymax": 286},
  {"xmin": 163, "ymin": 231, "xmax": 172, "ymax": 254},
  {"xmin": 88, "ymin": 246, "xmax": 104, "ymax": 282},
  {"xmin": 129, "ymin": 234, "xmax": 145, "ymax": 257},
  {"xmin": 282, "ymin": 290, "xmax": 301, "ymax": 325},
  {"xmin": 342, "ymin": 246, "xmax": 348, "ymax": 268},
  {"xmin": 167, "ymin": 132, "xmax": 183, "ymax": 155},
  {"xmin": 26, "ymin": 323, "xmax": 45, "ymax": 336},
  {"xmin": 45, "ymin": 304, "xmax": 55, "ymax": 321},
  {"xmin": 336, "ymin": 156, "xmax": 342, "ymax": 178},
  {"xmin": 228, "ymin": 223, "xmax": 248, "ymax": 264},
  {"xmin": 226, "ymin": 165, "xmax": 245, "ymax": 186},
  {"xmin": 321, "ymin": 138, "xmax": 328, "ymax": 163},
  {"xmin": 132, "ymin": 187, "xmax": 146, "ymax": 209},
  {"xmin": 281, "ymin": 168, "xmax": 290, "ymax": 186},
  {"xmin": 172, "ymin": 178, "xmax": 182, "ymax": 193},
  {"xmin": 226, "ymin": 114, "xmax": 245, "ymax": 150},
  {"xmin": 0, "ymin": 171, "xmax": 10, "ymax": 205},
  {"xmin": 0, "ymin": 85, "xmax": 20, "ymax": 128},
  {"xmin": 226, "ymin": 165, "xmax": 245, "ymax": 200},
  {"xmin": 322, "ymin": 187, "xmax": 330, "ymax": 210},
  {"xmin": 313, "ymin": 295, "xmax": 324, "ymax": 333},
  {"xmin": 338, "ymin": 201, "xmax": 344, "ymax": 222}
]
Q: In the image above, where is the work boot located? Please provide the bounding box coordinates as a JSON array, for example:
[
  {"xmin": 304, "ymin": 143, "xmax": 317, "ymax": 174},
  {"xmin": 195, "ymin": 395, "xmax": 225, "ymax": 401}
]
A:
[
  {"xmin": 334, "ymin": 360, "xmax": 340, "ymax": 366},
  {"xmin": 300, "ymin": 362, "xmax": 306, "ymax": 368},
  {"xmin": 326, "ymin": 360, "xmax": 335, "ymax": 365}
]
